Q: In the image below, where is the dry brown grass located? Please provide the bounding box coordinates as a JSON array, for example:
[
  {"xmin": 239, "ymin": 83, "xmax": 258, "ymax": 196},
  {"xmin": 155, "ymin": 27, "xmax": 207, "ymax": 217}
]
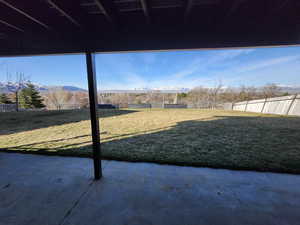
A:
[{"xmin": 1, "ymin": 108, "xmax": 300, "ymax": 173}]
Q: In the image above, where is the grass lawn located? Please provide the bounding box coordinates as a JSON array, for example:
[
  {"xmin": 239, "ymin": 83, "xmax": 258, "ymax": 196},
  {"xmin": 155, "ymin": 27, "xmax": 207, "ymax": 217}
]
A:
[{"xmin": 1, "ymin": 108, "xmax": 300, "ymax": 173}]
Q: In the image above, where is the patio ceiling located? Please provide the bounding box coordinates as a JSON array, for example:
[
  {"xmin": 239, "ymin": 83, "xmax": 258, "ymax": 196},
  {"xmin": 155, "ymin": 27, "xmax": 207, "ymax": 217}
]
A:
[{"xmin": 0, "ymin": 0, "xmax": 299, "ymax": 55}]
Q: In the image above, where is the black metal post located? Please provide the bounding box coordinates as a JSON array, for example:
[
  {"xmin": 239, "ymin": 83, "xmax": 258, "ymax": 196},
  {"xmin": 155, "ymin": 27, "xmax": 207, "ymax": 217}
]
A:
[{"xmin": 86, "ymin": 52, "xmax": 102, "ymax": 180}]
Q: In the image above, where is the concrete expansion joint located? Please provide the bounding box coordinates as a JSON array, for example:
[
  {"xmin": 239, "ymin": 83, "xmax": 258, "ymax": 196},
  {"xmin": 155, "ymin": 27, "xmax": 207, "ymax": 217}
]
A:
[{"xmin": 58, "ymin": 181, "xmax": 94, "ymax": 225}]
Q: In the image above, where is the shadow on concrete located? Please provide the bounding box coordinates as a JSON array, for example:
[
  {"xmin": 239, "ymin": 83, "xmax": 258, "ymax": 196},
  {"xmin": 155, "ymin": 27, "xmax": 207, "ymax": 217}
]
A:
[
  {"xmin": 0, "ymin": 109, "xmax": 136, "ymax": 135},
  {"xmin": 2, "ymin": 115, "xmax": 300, "ymax": 173}
]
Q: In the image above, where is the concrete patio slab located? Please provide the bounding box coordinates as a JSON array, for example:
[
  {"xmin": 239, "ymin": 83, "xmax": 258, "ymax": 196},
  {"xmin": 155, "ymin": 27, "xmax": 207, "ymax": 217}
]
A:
[{"xmin": 1, "ymin": 153, "xmax": 300, "ymax": 225}]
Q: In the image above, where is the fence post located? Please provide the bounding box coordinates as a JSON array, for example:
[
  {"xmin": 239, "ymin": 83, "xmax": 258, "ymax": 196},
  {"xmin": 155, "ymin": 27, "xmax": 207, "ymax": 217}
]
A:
[
  {"xmin": 261, "ymin": 98, "xmax": 267, "ymax": 113},
  {"xmin": 244, "ymin": 100, "xmax": 249, "ymax": 112},
  {"xmin": 286, "ymin": 94, "xmax": 297, "ymax": 115}
]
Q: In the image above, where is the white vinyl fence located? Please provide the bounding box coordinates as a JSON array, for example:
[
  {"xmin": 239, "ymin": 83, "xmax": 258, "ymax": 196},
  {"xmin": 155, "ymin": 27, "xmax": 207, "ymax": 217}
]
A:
[{"xmin": 231, "ymin": 94, "xmax": 300, "ymax": 116}]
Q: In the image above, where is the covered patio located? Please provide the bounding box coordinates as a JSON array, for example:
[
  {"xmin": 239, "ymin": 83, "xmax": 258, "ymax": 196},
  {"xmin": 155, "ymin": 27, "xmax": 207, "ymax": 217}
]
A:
[
  {"xmin": 0, "ymin": 0, "xmax": 300, "ymax": 224},
  {"xmin": 1, "ymin": 0, "xmax": 299, "ymax": 179},
  {"xmin": 1, "ymin": 152, "xmax": 300, "ymax": 225}
]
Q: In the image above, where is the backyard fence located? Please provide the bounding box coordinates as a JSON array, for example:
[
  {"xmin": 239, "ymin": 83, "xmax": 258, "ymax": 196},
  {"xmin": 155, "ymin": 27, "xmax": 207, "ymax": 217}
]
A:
[
  {"xmin": 128, "ymin": 104, "xmax": 152, "ymax": 109},
  {"xmin": 127, "ymin": 103, "xmax": 188, "ymax": 109},
  {"xmin": 98, "ymin": 104, "xmax": 119, "ymax": 109},
  {"xmin": 0, "ymin": 104, "xmax": 16, "ymax": 112},
  {"xmin": 163, "ymin": 104, "xmax": 187, "ymax": 109},
  {"xmin": 231, "ymin": 94, "xmax": 300, "ymax": 116}
]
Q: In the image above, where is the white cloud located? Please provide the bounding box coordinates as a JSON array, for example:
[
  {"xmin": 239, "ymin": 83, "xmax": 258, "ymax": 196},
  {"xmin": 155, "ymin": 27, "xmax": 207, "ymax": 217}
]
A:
[
  {"xmin": 99, "ymin": 49, "xmax": 300, "ymax": 90},
  {"xmin": 213, "ymin": 49, "xmax": 255, "ymax": 61},
  {"xmin": 235, "ymin": 55, "xmax": 300, "ymax": 74},
  {"xmin": 170, "ymin": 48, "xmax": 256, "ymax": 79},
  {"xmin": 100, "ymin": 49, "xmax": 257, "ymax": 89},
  {"xmin": 124, "ymin": 73, "xmax": 148, "ymax": 88},
  {"xmin": 172, "ymin": 65, "xmax": 199, "ymax": 79},
  {"xmin": 101, "ymin": 72, "xmax": 149, "ymax": 90}
]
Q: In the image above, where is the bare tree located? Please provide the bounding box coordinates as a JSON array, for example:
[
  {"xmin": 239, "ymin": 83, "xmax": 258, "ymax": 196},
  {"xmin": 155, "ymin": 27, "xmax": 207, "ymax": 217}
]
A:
[
  {"xmin": 74, "ymin": 92, "xmax": 89, "ymax": 108},
  {"xmin": 44, "ymin": 88, "xmax": 73, "ymax": 110},
  {"xmin": 6, "ymin": 72, "xmax": 29, "ymax": 111},
  {"xmin": 237, "ymin": 85, "xmax": 258, "ymax": 101},
  {"xmin": 261, "ymin": 83, "xmax": 281, "ymax": 98},
  {"xmin": 188, "ymin": 86, "xmax": 210, "ymax": 108},
  {"xmin": 209, "ymin": 81, "xmax": 223, "ymax": 108},
  {"xmin": 220, "ymin": 87, "xmax": 237, "ymax": 103}
]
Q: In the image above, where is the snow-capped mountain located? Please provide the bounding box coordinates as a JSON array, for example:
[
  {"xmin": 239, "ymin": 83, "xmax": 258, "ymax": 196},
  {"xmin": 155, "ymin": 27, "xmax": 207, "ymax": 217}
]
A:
[
  {"xmin": 0, "ymin": 82, "xmax": 87, "ymax": 93},
  {"xmin": 1, "ymin": 82, "xmax": 300, "ymax": 94}
]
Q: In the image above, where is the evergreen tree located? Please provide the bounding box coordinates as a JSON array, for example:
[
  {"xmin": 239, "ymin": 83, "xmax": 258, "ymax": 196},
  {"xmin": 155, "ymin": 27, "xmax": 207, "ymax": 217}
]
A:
[
  {"xmin": 19, "ymin": 83, "xmax": 45, "ymax": 109},
  {"xmin": 0, "ymin": 93, "xmax": 12, "ymax": 104},
  {"xmin": 19, "ymin": 88, "xmax": 31, "ymax": 108}
]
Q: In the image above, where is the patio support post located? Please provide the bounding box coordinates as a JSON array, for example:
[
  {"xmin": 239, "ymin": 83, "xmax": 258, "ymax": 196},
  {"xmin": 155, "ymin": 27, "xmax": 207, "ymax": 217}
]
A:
[{"xmin": 86, "ymin": 51, "xmax": 102, "ymax": 180}]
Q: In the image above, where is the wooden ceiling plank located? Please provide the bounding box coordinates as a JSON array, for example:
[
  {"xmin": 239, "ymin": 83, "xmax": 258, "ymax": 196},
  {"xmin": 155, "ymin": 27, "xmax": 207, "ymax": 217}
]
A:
[
  {"xmin": 140, "ymin": 0, "xmax": 151, "ymax": 24},
  {"xmin": 184, "ymin": 0, "xmax": 194, "ymax": 23},
  {"xmin": 94, "ymin": 0, "xmax": 114, "ymax": 23},
  {"xmin": 0, "ymin": 19, "xmax": 24, "ymax": 32},
  {"xmin": 0, "ymin": 0, "xmax": 51, "ymax": 30},
  {"xmin": 47, "ymin": 0, "xmax": 81, "ymax": 27}
]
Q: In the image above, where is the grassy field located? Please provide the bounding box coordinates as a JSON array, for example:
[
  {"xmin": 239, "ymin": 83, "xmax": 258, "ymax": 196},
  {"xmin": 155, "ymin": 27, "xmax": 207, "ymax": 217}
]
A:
[{"xmin": 1, "ymin": 108, "xmax": 300, "ymax": 173}]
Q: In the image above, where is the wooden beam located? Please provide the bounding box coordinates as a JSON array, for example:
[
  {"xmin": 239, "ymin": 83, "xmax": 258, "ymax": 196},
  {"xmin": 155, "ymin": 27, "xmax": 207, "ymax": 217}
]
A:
[
  {"xmin": 260, "ymin": 0, "xmax": 291, "ymax": 25},
  {"xmin": 94, "ymin": 0, "xmax": 114, "ymax": 23},
  {"xmin": 225, "ymin": 0, "xmax": 249, "ymax": 20},
  {"xmin": 140, "ymin": 0, "xmax": 150, "ymax": 24},
  {"xmin": 0, "ymin": 0, "xmax": 51, "ymax": 30},
  {"xmin": 270, "ymin": 0, "xmax": 290, "ymax": 13},
  {"xmin": 86, "ymin": 52, "xmax": 102, "ymax": 180},
  {"xmin": 1, "ymin": 25, "xmax": 299, "ymax": 57},
  {"xmin": 0, "ymin": 19, "xmax": 24, "ymax": 32},
  {"xmin": 47, "ymin": 0, "xmax": 81, "ymax": 27},
  {"xmin": 215, "ymin": 0, "xmax": 246, "ymax": 30},
  {"xmin": 184, "ymin": 0, "xmax": 194, "ymax": 23}
]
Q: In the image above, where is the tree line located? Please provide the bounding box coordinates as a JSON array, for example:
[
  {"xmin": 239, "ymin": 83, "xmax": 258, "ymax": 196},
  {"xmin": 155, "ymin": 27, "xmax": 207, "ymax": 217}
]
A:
[
  {"xmin": 0, "ymin": 81, "xmax": 287, "ymax": 110},
  {"xmin": 0, "ymin": 83, "xmax": 45, "ymax": 110},
  {"xmin": 96, "ymin": 83, "xmax": 285, "ymax": 109},
  {"xmin": 0, "ymin": 86, "xmax": 89, "ymax": 110}
]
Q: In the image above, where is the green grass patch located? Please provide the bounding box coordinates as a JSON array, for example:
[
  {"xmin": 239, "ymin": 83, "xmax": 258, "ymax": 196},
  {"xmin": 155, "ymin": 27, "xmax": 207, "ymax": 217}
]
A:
[{"xmin": 1, "ymin": 108, "xmax": 300, "ymax": 173}]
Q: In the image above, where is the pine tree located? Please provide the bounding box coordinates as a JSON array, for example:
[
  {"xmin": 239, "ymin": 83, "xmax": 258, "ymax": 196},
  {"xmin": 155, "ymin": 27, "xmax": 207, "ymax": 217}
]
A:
[
  {"xmin": 19, "ymin": 83, "xmax": 45, "ymax": 109},
  {"xmin": 30, "ymin": 84, "xmax": 46, "ymax": 108},
  {"xmin": 0, "ymin": 93, "xmax": 12, "ymax": 104},
  {"xmin": 19, "ymin": 88, "xmax": 31, "ymax": 108}
]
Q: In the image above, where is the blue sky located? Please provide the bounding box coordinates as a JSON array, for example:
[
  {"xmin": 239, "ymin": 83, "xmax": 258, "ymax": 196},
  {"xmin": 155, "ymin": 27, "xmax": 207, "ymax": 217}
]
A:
[{"xmin": 1, "ymin": 46, "xmax": 300, "ymax": 90}]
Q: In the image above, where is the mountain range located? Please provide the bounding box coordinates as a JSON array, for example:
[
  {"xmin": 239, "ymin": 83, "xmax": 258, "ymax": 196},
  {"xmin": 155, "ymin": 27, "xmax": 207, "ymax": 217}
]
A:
[
  {"xmin": 1, "ymin": 82, "xmax": 300, "ymax": 94},
  {"xmin": 0, "ymin": 82, "xmax": 190, "ymax": 93},
  {"xmin": 0, "ymin": 82, "xmax": 87, "ymax": 93}
]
